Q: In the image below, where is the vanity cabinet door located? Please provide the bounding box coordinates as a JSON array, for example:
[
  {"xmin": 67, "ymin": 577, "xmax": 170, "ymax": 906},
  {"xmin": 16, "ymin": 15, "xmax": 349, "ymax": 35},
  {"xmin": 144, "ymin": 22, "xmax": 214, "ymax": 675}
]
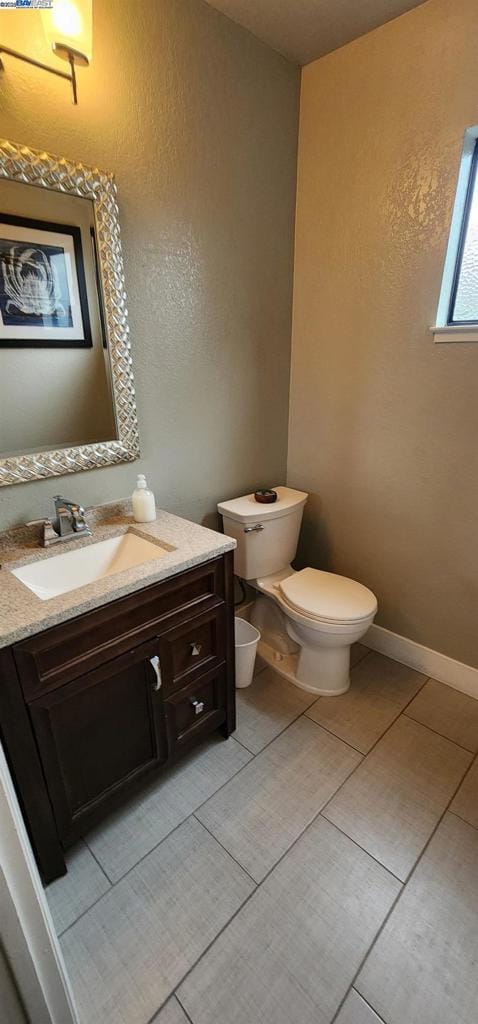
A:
[{"xmin": 27, "ymin": 639, "xmax": 168, "ymax": 843}]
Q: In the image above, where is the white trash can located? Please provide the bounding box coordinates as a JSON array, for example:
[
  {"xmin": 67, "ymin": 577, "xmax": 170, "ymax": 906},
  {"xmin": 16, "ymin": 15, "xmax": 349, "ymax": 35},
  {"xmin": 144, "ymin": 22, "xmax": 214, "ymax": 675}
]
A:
[{"xmin": 235, "ymin": 617, "xmax": 261, "ymax": 688}]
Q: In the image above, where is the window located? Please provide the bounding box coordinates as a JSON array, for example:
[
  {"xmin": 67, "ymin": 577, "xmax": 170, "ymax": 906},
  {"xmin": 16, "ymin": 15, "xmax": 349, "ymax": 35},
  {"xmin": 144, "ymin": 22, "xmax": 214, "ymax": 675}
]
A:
[
  {"xmin": 434, "ymin": 126, "xmax": 478, "ymax": 342},
  {"xmin": 449, "ymin": 140, "xmax": 478, "ymax": 323}
]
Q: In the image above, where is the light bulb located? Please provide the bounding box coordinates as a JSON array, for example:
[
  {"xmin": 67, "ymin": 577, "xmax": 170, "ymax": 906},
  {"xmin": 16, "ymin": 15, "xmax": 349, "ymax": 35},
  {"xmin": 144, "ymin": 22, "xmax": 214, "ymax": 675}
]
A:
[
  {"xmin": 52, "ymin": 1, "xmax": 82, "ymax": 39},
  {"xmin": 42, "ymin": 0, "xmax": 92, "ymax": 65}
]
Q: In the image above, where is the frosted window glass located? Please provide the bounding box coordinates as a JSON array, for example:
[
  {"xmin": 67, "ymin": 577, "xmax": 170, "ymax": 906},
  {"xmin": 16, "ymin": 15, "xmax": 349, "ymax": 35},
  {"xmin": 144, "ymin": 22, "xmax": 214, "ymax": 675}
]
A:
[{"xmin": 452, "ymin": 157, "xmax": 478, "ymax": 322}]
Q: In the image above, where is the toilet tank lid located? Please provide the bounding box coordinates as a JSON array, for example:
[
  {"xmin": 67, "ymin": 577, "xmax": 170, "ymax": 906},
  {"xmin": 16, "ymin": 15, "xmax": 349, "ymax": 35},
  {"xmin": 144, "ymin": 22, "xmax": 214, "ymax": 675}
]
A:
[{"xmin": 217, "ymin": 486, "xmax": 308, "ymax": 524}]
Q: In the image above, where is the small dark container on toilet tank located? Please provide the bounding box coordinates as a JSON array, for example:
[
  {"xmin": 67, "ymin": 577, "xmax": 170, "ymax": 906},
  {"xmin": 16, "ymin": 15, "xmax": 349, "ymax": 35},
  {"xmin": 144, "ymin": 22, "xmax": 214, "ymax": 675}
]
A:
[{"xmin": 254, "ymin": 489, "xmax": 278, "ymax": 504}]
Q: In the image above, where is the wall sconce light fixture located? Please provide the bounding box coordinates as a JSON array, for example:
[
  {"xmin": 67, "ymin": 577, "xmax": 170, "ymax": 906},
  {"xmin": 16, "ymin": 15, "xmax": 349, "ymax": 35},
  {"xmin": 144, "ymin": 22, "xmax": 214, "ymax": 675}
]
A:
[{"xmin": 0, "ymin": 0, "xmax": 92, "ymax": 105}]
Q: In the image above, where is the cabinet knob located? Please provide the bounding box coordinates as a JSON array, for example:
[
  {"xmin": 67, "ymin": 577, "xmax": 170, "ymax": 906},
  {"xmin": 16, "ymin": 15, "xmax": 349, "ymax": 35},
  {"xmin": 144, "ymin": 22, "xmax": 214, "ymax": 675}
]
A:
[
  {"xmin": 190, "ymin": 642, "xmax": 203, "ymax": 657},
  {"xmin": 191, "ymin": 698, "xmax": 205, "ymax": 715},
  {"xmin": 150, "ymin": 655, "xmax": 162, "ymax": 691}
]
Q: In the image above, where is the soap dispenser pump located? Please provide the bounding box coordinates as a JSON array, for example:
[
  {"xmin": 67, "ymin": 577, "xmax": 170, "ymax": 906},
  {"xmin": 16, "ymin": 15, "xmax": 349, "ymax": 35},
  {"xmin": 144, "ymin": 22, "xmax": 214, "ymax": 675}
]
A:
[{"xmin": 132, "ymin": 474, "xmax": 156, "ymax": 523}]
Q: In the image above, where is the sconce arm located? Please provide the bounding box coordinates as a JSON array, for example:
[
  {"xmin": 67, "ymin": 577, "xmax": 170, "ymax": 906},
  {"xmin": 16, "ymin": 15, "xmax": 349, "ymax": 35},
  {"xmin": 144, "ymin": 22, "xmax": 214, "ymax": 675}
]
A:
[{"xmin": 0, "ymin": 45, "xmax": 78, "ymax": 104}]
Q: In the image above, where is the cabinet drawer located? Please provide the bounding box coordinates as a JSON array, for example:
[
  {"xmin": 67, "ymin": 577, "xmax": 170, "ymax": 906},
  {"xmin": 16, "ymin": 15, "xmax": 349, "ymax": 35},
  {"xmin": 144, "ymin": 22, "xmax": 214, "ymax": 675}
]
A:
[
  {"xmin": 159, "ymin": 606, "xmax": 225, "ymax": 695},
  {"xmin": 164, "ymin": 666, "xmax": 226, "ymax": 750},
  {"xmin": 14, "ymin": 557, "xmax": 225, "ymax": 700}
]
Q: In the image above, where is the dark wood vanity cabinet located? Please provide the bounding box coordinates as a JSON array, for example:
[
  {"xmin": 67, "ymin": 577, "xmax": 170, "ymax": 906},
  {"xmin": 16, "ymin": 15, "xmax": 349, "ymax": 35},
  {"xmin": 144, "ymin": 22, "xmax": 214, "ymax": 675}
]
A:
[{"xmin": 0, "ymin": 552, "xmax": 235, "ymax": 882}]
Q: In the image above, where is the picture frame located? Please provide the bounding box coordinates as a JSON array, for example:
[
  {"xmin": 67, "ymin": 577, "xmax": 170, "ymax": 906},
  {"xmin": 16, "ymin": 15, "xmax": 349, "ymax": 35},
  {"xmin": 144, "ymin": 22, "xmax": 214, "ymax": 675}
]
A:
[{"xmin": 0, "ymin": 213, "xmax": 92, "ymax": 348}]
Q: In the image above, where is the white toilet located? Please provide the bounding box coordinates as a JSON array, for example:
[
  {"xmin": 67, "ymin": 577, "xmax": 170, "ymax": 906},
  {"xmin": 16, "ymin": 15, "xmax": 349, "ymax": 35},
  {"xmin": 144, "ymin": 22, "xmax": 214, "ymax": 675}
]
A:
[{"xmin": 218, "ymin": 486, "xmax": 377, "ymax": 695}]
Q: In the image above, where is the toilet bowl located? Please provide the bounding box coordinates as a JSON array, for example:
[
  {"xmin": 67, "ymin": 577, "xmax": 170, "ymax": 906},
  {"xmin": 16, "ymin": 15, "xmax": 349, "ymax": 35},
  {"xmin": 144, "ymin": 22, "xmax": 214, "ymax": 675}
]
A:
[
  {"xmin": 256, "ymin": 566, "xmax": 376, "ymax": 694},
  {"xmin": 217, "ymin": 487, "xmax": 377, "ymax": 695}
]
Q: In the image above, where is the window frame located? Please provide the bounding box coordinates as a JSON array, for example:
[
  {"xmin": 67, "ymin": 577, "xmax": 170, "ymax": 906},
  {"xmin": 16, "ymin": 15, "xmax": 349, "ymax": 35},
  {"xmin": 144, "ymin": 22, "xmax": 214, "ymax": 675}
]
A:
[
  {"xmin": 447, "ymin": 137, "xmax": 478, "ymax": 326},
  {"xmin": 433, "ymin": 125, "xmax": 478, "ymax": 343}
]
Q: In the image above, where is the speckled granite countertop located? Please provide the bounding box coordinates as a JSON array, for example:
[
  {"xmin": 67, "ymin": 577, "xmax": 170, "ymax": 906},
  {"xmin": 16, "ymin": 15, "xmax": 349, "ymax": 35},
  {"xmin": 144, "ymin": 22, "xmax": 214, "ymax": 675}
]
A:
[{"xmin": 0, "ymin": 499, "xmax": 235, "ymax": 649}]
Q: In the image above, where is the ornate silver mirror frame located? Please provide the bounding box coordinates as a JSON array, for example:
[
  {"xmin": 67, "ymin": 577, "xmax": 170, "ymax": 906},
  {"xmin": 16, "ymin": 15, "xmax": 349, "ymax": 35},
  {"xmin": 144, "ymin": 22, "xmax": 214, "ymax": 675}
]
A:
[{"xmin": 0, "ymin": 138, "xmax": 140, "ymax": 487}]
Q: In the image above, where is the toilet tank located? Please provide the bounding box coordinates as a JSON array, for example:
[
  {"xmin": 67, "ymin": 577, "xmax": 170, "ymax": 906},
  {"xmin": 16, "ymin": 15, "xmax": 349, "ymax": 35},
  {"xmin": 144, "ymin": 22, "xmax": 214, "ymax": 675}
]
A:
[{"xmin": 217, "ymin": 486, "xmax": 308, "ymax": 580}]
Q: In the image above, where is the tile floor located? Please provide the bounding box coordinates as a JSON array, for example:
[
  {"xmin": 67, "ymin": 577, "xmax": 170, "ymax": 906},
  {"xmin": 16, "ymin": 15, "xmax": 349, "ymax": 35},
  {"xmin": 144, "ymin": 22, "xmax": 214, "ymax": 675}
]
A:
[{"xmin": 45, "ymin": 644, "xmax": 478, "ymax": 1024}]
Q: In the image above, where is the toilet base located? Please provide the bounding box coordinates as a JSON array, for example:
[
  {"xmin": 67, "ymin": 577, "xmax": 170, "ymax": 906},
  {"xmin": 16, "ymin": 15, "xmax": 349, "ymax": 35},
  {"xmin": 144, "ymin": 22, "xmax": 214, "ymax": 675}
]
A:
[{"xmin": 257, "ymin": 638, "xmax": 351, "ymax": 696}]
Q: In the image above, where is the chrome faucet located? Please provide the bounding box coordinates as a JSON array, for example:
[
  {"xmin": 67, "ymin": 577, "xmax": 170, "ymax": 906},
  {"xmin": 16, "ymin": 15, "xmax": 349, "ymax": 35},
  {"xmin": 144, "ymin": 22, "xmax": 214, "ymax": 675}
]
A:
[{"xmin": 28, "ymin": 495, "xmax": 92, "ymax": 548}]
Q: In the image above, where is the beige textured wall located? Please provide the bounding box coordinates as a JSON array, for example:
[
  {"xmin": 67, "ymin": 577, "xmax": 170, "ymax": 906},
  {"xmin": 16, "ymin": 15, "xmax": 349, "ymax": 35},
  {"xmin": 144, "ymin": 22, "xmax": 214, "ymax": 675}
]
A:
[
  {"xmin": 288, "ymin": 0, "xmax": 478, "ymax": 667},
  {"xmin": 0, "ymin": 0, "xmax": 298, "ymax": 529}
]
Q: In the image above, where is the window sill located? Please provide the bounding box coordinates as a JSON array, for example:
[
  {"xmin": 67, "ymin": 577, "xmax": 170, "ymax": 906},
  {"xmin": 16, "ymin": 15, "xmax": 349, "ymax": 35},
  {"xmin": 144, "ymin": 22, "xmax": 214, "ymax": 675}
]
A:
[{"xmin": 431, "ymin": 325, "xmax": 478, "ymax": 344}]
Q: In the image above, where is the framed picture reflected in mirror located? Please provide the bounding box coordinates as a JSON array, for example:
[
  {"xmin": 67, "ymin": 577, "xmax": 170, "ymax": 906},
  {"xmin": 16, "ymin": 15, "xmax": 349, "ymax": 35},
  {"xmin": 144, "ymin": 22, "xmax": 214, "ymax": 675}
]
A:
[{"xmin": 0, "ymin": 213, "xmax": 92, "ymax": 348}]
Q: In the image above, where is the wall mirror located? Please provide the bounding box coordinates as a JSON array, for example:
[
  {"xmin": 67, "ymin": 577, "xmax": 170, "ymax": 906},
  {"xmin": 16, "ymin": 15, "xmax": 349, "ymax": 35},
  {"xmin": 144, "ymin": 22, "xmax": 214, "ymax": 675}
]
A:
[{"xmin": 0, "ymin": 138, "xmax": 139, "ymax": 487}]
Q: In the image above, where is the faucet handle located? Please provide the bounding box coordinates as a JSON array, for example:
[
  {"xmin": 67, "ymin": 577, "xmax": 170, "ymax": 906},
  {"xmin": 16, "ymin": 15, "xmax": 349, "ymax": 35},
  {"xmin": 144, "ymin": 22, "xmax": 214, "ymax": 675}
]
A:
[
  {"xmin": 25, "ymin": 516, "xmax": 56, "ymax": 532},
  {"xmin": 26, "ymin": 517, "xmax": 58, "ymax": 546},
  {"xmin": 71, "ymin": 506, "xmax": 90, "ymax": 534}
]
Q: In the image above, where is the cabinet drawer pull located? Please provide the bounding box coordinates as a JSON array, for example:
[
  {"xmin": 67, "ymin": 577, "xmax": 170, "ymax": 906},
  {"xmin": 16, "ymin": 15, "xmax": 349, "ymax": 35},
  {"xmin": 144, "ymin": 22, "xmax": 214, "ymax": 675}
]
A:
[
  {"xmin": 190, "ymin": 642, "xmax": 203, "ymax": 657},
  {"xmin": 191, "ymin": 698, "xmax": 205, "ymax": 715},
  {"xmin": 150, "ymin": 655, "xmax": 162, "ymax": 691}
]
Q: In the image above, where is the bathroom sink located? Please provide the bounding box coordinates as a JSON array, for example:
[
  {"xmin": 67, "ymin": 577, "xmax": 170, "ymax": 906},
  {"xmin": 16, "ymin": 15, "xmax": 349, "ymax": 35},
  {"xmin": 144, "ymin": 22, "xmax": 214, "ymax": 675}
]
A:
[{"xmin": 11, "ymin": 531, "xmax": 169, "ymax": 601}]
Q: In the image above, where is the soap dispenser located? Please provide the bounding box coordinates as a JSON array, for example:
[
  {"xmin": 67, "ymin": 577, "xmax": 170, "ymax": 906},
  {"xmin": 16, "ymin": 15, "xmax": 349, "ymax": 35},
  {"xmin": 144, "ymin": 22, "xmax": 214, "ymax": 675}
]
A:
[{"xmin": 132, "ymin": 474, "xmax": 156, "ymax": 523}]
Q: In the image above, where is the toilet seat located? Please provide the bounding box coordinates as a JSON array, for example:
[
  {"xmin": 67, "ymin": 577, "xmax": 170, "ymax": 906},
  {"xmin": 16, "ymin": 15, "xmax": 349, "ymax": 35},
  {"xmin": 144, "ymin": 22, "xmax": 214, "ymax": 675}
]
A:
[{"xmin": 279, "ymin": 568, "xmax": 377, "ymax": 626}]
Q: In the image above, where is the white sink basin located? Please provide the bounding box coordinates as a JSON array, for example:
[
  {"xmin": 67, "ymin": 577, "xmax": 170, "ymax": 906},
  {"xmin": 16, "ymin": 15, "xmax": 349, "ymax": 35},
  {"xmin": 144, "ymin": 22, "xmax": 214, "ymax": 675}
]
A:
[{"xmin": 11, "ymin": 531, "xmax": 169, "ymax": 601}]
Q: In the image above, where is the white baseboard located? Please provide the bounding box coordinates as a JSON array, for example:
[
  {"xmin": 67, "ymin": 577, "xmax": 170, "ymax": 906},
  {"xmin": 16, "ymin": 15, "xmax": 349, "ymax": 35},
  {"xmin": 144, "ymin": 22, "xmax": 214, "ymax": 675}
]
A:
[{"xmin": 364, "ymin": 624, "xmax": 478, "ymax": 701}]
